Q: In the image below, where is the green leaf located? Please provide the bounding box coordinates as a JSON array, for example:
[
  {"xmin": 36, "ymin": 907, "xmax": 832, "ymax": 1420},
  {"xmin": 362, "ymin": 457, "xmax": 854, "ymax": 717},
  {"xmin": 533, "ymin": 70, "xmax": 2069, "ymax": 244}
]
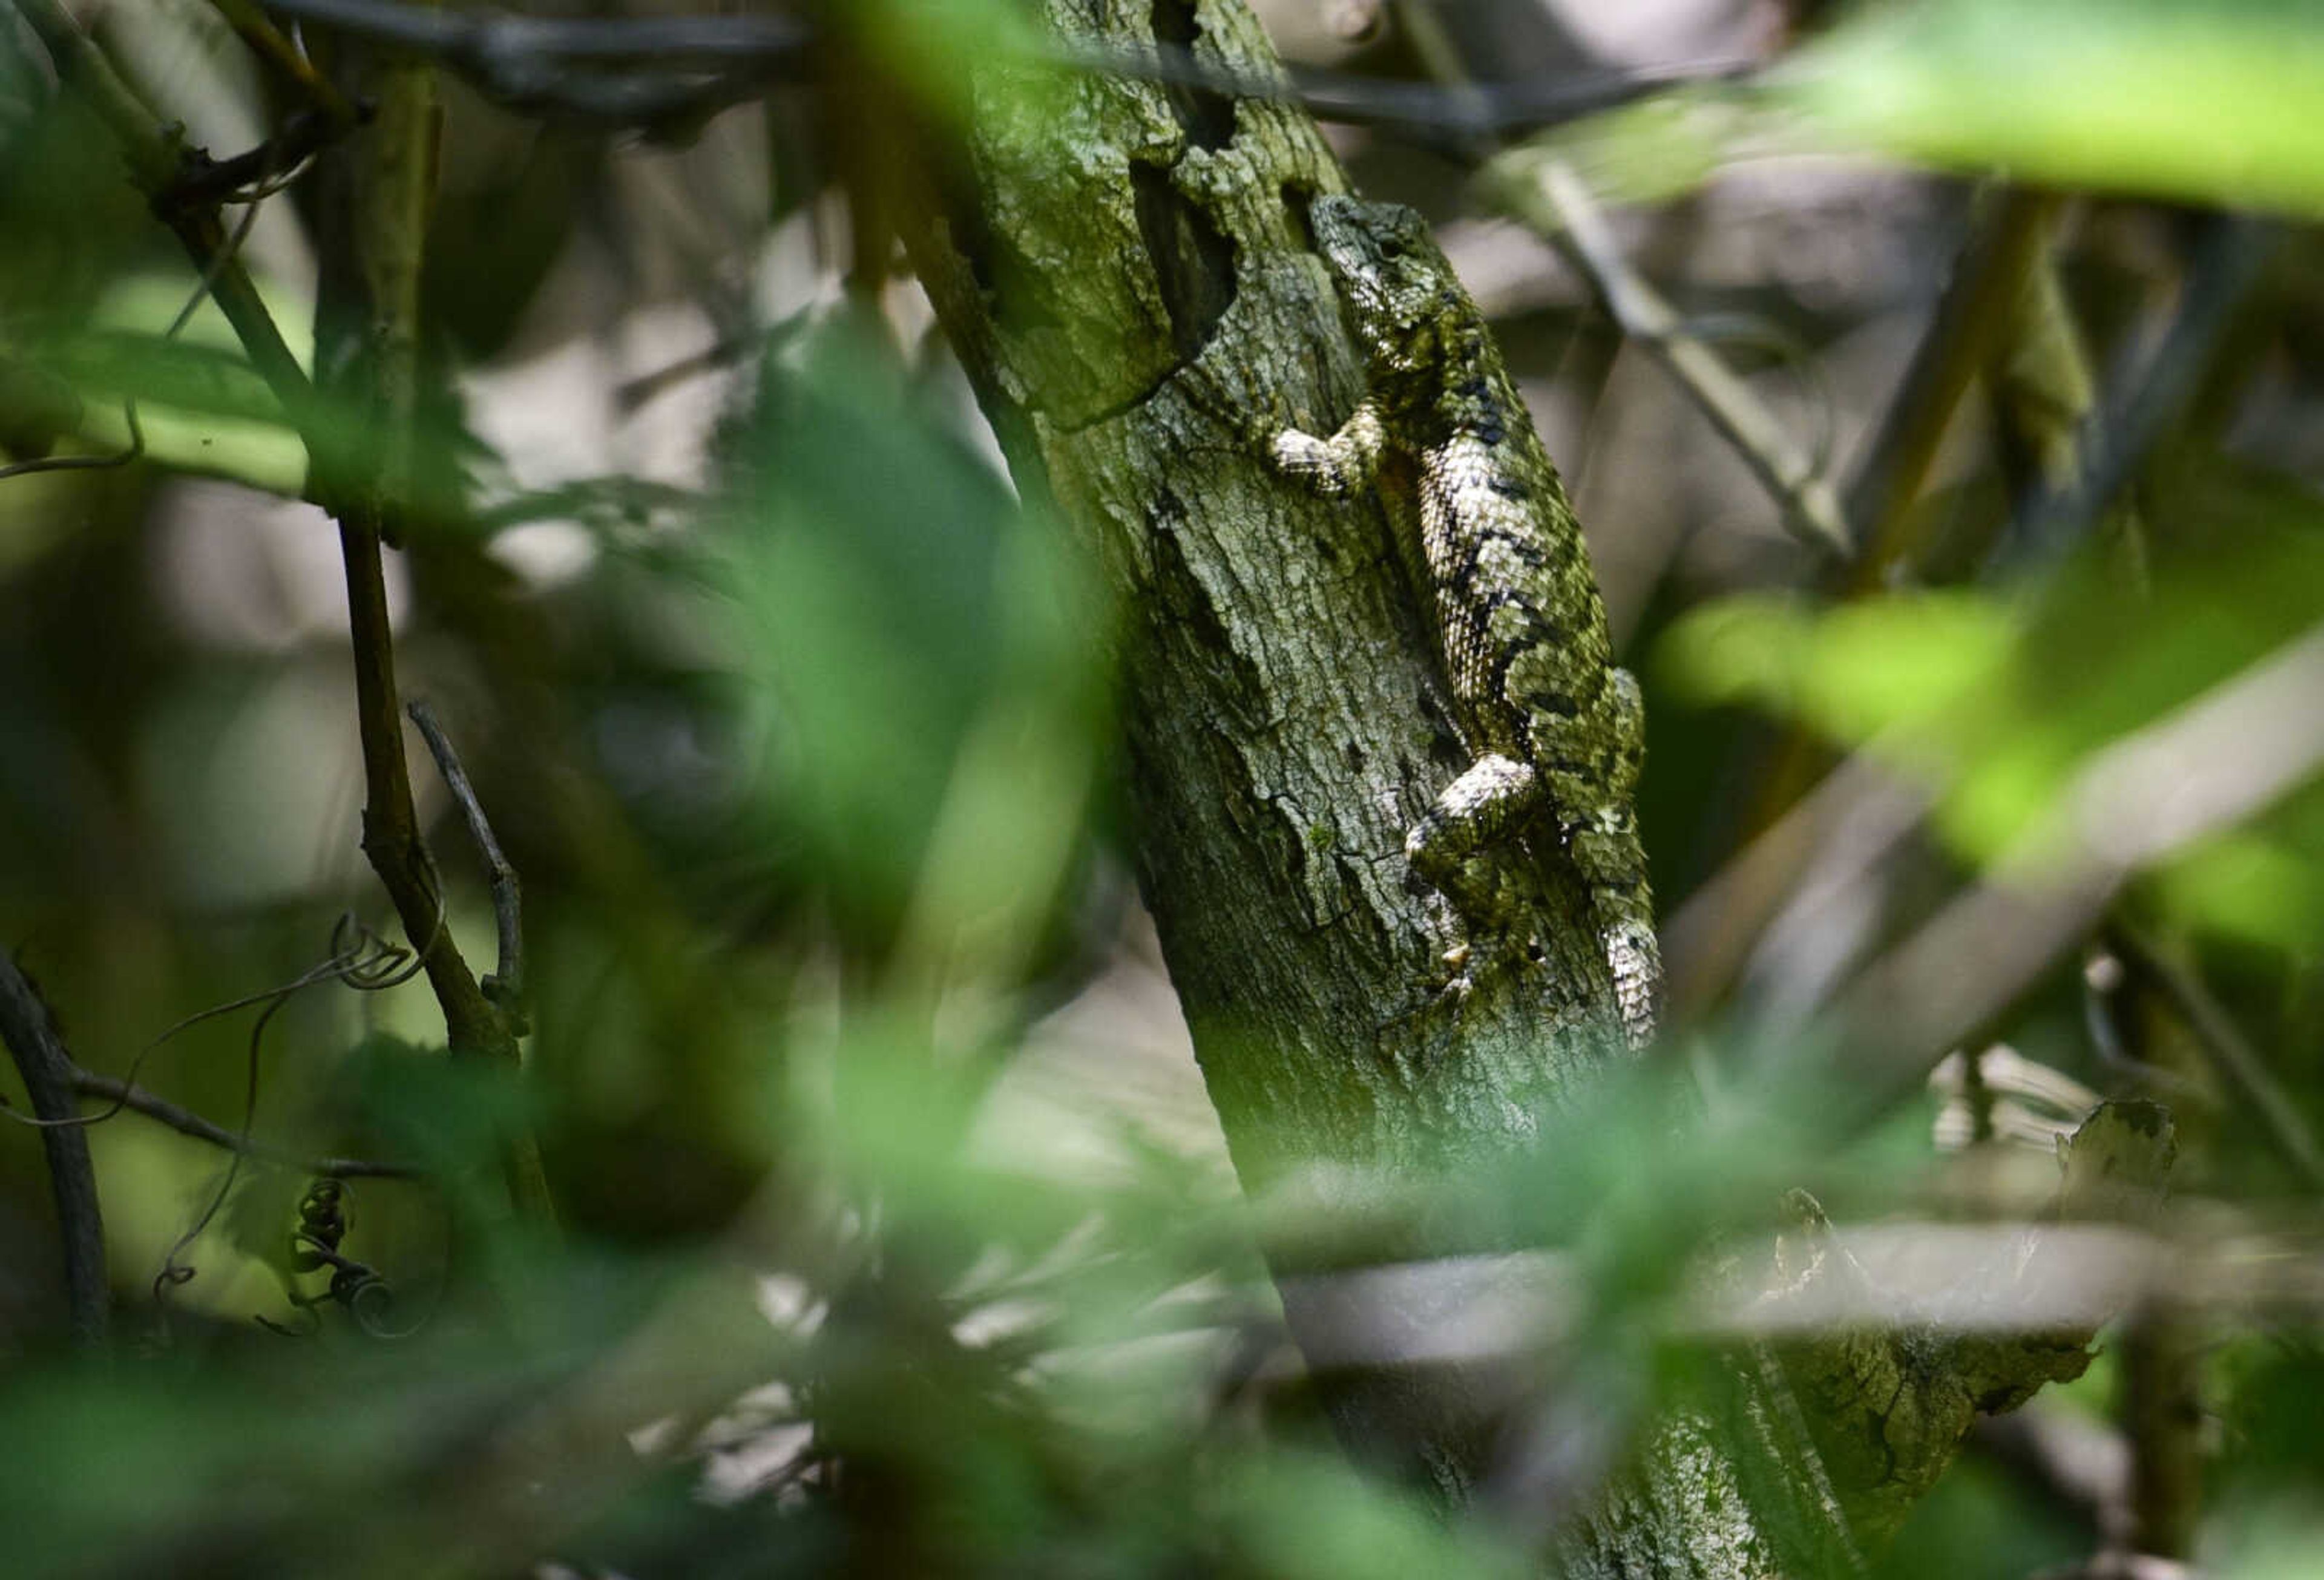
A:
[
  {"xmin": 1655, "ymin": 592, "xmax": 1817, "ymax": 714},
  {"xmin": 1657, "ymin": 509, "xmax": 2324, "ymax": 961},
  {"xmin": 1657, "ymin": 590, "xmax": 2010, "ymax": 760},
  {"xmin": 2146, "ymin": 819, "xmax": 2324, "ymax": 952},
  {"xmin": 1784, "ymin": 0, "xmax": 2324, "ymax": 216}
]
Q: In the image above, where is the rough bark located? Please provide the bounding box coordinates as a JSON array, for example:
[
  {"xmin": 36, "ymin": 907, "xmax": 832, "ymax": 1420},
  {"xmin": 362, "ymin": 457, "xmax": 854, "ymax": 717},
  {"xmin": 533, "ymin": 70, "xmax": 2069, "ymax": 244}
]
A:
[
  {"xmin": 900, "ymin": 0, "xmax": 1617, "ymax": 1202},
  {"xmin": 894, "ymin": 1, "xmax": 1847, "ymax": 1570}
]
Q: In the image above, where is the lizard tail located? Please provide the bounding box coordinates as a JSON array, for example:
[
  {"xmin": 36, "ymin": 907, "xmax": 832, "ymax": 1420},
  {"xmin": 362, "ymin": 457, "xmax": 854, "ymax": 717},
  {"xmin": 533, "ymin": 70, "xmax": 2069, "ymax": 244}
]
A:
[{"xmin": 1600, "ymin": 906, "xmax": 1661, "ymax": 1051}]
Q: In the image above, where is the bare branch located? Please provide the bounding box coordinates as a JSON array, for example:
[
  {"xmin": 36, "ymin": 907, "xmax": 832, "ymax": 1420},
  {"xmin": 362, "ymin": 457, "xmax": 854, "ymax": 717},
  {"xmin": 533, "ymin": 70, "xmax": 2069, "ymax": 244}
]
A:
[
  {"xmin": 408, "ymin": 700, "xmax": 524, "ymax": 1010},
  {"xmin": 251, "ymin": 0, "xmax": 1739, "ymax": 143},
  {"xmin": 1843, "ymin": 185, "xmax": 2059, "ymax": 580},
  {"xmin": 1484, "ymin": 156, "xmax": 1854, "ymax": 557},
  {"xmin": 203, "ymin": 0, "xmax": 367, "ymax": 127},
  {"xmin": 1995, "ymin": 214, "xmax": 2274, "ymax": 572},
  {"xmin": 62, "ymin": 1070, "xmax": 418, "ymax": 1181},
  {"xmin": 0, "ymin": 948, "xmax": 108, "ymax": 1345},
  {"xmin": 2107, "ymin": 922, "xmax": 2324, "ymax": 1193},
  {"xmin": 310, "ymin": 18, "xmax": 558, "ymax": 1228}
]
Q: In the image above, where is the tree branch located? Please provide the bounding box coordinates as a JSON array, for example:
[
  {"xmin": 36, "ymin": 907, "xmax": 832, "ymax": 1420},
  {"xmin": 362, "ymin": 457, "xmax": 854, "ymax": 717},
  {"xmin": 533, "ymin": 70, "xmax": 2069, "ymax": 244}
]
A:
[
  {"xmin": 203, "ymin": 0, "xmax": 367, "ymax": 128},
  {"xmin": 2107, "ymin": 922, "xmax": 2324, "ymax": 1193},
  {"xmin": 62, "ymin": 1070, "xmax": 418, "ymax": 1181},
  {"xmin": 0, "ymin": 948, "xmax": 108, "ymax": 1345},
  {"xmin": 408, "ymin": 700, "xmax": 524, "ymax": 1011},
  {"xmin": 1994, "ymin": 213, "xmax": 2274, "ymax": 572},
  {"xmin": 1482, "ymin": 155, "xmax": 1853, "ymax": 557},
  {"xmin": 312, "ymin": 16, "xmax": 559, "ymax": 1228},
  {"xmin": 253, "ymin": 0, "xmax": 1741, "ymax": 143},
  {"xmin": 13, "ymin": 0, "xmax": 554, "ymax": 1225},
  {"xmin": 1842, "ymin": 184, "xmax": 2058, "ymax": 577}
]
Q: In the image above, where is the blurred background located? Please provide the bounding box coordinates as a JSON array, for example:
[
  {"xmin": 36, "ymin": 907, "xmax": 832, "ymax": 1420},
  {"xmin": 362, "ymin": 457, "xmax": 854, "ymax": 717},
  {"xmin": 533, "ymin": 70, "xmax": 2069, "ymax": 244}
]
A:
[{"xmin": 0, "ymin": 0, "xmax": 2319, "ymax": 1574}]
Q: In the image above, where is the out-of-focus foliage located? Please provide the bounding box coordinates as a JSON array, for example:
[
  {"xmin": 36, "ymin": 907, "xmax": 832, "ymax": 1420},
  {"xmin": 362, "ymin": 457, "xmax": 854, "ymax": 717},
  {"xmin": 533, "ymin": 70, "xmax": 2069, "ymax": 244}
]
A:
[
  {"xmin": 1661, "ymin": 513, "xmax": 2324, "ymax": 952},
  {"xmin": 1793, "ymin": 0, "xmax": 2324, "ymax": 218},
  {"xmin": 1521, "ymin": 0, "xmax": 2324, "ymax": 218},
  {"xmin": 0, "ymin": 0, "xmax": 2320, "ymax": 1575}
]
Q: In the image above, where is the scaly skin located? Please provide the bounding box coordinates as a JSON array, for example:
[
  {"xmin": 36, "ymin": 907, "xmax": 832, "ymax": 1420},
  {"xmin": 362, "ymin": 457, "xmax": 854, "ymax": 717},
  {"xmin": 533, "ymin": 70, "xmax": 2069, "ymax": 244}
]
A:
[{"xmin": 1271, "ymin": 195, "xmax": 1659, "ymax": 1046}]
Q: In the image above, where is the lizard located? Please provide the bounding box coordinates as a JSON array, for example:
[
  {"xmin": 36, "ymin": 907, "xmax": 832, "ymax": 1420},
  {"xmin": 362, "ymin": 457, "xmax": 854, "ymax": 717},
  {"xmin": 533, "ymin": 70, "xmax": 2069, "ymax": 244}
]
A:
[{"xmin": 1267, "ymin": 194, "xmax": 1659, "ymax": 1047}]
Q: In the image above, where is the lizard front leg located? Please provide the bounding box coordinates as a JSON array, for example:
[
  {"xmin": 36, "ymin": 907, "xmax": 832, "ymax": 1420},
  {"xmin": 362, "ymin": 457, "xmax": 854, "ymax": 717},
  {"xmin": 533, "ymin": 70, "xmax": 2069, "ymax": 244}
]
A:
[{"xmin": 1271, "ymin": 398, "xmax": 1389, "ymax": 497}]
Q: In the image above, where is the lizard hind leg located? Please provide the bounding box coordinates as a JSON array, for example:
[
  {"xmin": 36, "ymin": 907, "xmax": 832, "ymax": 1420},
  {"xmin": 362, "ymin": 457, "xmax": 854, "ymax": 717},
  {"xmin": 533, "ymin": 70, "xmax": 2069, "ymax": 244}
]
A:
[{"xmin": 1405, "ymin": 752, "xmax": 1544, "ymax": 971}]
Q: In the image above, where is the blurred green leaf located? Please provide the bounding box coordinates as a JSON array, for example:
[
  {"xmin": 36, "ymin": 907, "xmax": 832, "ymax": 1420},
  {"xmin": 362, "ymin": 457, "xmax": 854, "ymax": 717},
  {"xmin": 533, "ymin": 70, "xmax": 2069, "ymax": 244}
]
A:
[
  {"xmin": 1507, "ymin": 0, "xmax": 2324, "ymax": 218},
  {"xmin": 1653, "ymin": 592, "xmax": 1816, "ymax": 713},
  {"xmin": 850, "ymin": 0, "xmax": 1062, "ymax": 125},
  {"xmin": 1209, "ymin": 1451, "xmax": 1528, "ymax": 1580},
  {"xmin": 1786, "ymin": 0, "xmax": 2324, "ymax": 217},
  {"xmin": 1659, "ymin": 517, "xmax": 2324, "ymax": 953},
  {"xmin": 1495, "ymin": 89, "xmax": 1768, "ymax": 209},
  {"xmin": 2146, "ymin": 805, "xmax": 2324, "ymax": 951},
  {"xmin": 721, "ymin": 312, "xmax": 1103, "ymax": 954},
  {"xmin": 1657, "ymin": 589, "xmax": 2012, "ymax": 767}
]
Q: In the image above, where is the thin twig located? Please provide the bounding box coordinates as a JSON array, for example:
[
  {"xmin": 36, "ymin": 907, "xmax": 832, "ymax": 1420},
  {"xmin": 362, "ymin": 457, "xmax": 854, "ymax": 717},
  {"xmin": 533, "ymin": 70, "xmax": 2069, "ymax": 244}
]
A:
[
  {"xmin": 1842, "ymin": 184, "xmax": 2058, "ymax": 579},
  {"xmin": 251, "ymin": 0, "xmax": 1745, "ymax": 143},
  {"xmin": 0, "ymin": 948, "xmax": 108, "ymax": 1345},
  {"xmin": 0, "ymin": 396, "xmax": 144, "ymax": 482},
  {"xmin": 5, "ymin": 916, "xmax": 422, "ymax": 1142},
  {"xmin": 312, "ymin": 21, "xmax": 558, "ymax": 1228},
  {"xmin": 148, "ymin": 109, "xmax": 349, "ymax": 217},
  {"xmin": 15, "ymin": 0, "xmax": 553, "ymax": 1224},
  {"xmin": 408, "ymin": 700, "xmax": 524, "ymax": 1009},
  {"xmin": 2107, "ymin": 922, "xmax": 2324, "ymax": 1193},
  {"xmin": 2102, "ymin": 959, "xmax": 2209, "ymax": 1562},
  {"xmin": 1485, "ymin": 156, "xmax": 1853, "ymax": 557},
  {"xmin": 612, "ymin": 331, "xmax": 765, "ymax": 411},
  {"xmin": 203, "ymin": 0, "xmax": 365, "ymax": 128},
  {"xmin": 148, "ymin": 983, "xmax": 295, "ymax": 1312},
  {"xmin": 260, "ymin": 0, "xmax": 817, "ymax": 65},
  {"xmin": 63, "ymin": 1070, "xmax": 418, "ymax": 1179},
  {"xmin": 1993, "ymin": 214, "xmax": 2274, "ymax": 572}
]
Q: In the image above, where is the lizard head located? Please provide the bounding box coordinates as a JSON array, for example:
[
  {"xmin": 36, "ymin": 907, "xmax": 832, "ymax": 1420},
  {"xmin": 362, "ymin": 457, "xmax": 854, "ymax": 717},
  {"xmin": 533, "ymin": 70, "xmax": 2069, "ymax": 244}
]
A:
[{"xmin": 1307, "ymin": 195, "xmax": 1453, "ymax": 370}]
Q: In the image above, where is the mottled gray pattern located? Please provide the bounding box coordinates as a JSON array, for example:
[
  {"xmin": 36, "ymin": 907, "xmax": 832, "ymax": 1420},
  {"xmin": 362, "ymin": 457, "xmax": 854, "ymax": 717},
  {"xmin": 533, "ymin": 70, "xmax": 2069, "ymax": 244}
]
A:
[{"xmin": 1272, "ymin": 195, "xmax": 1659, "ymax": 1044}]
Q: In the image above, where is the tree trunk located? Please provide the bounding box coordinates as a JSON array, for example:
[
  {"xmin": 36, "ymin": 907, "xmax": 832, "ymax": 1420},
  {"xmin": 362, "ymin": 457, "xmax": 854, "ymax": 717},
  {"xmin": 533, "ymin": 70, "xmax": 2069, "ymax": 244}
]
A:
[{"xmin": 895, "ymin": 1, "xmax": 1853, "ymax": 1570}]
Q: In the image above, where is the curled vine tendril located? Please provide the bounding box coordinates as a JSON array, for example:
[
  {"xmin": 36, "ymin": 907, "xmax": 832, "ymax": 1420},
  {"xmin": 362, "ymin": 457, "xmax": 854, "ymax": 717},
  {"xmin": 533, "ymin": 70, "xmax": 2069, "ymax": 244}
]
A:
[
  {"xmin": 143, "ymin": 897, "xmax": 445, "ymax": 1333},
  {"xmin": 254, "ymin": 1176, "xmax": 420, "ymax": 1339}
]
